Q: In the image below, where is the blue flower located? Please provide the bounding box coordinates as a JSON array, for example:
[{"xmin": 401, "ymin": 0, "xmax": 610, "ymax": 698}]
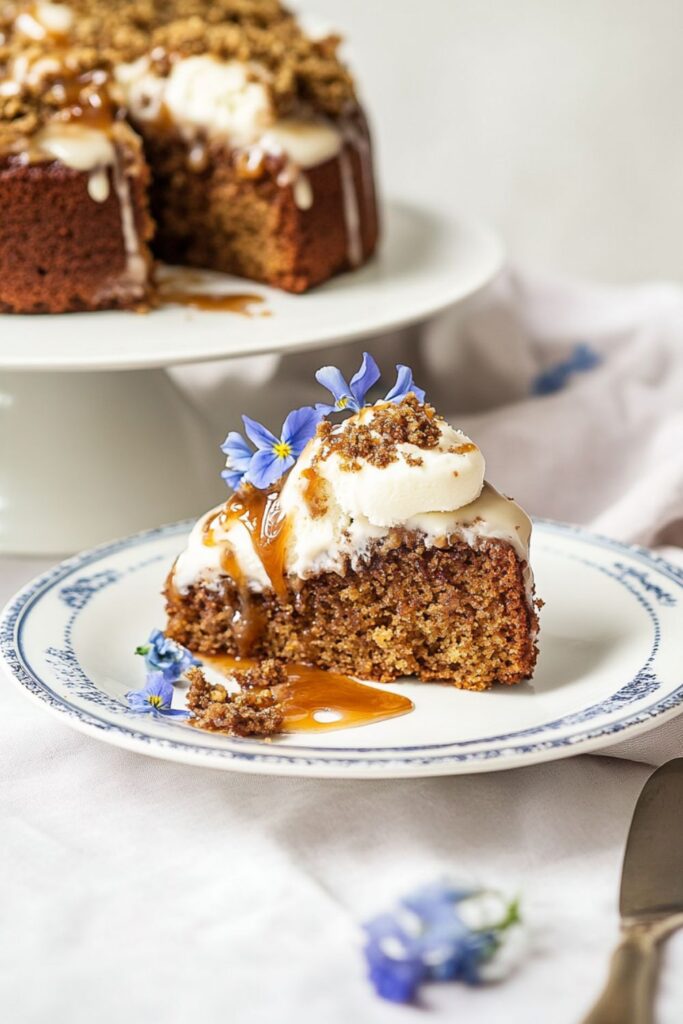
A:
[
  {"xmin": 531, "ymin": 342, "xmax": 601, "ymax": 396},
  {"xmin": 315, "ymin": 352, "xmax": 381, "ymax": 414},
  {"xmin": 363, "ymin": 912, "xmax": 427, "ymax": 1004},
  {"xmin": 220, "ymin": 430, "xmax": 253, "ymax": 490},
  {"xmin": 383, "ymin": 364, "xmax": 426, "ymax": 405},
  {"xmin": 220, "ymin": 406, "xmax": 323, "ymax": 491},
  {"xmin": 135, "ymin": 628, "xmax": 199, "ymax": 684},
  {"xmin": 362, "ymin": 881, "xmax": 523, "ymax": 1004},
  {"xmin": 126, "ymin": 675, "xmax": 189, "ymax": 718}
]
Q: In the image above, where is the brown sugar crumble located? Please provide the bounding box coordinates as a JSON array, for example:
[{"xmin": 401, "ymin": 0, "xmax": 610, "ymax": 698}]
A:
[
  {"xmin": 313, "ymin": 395, "xmax": 443, "ymax": 472},
  {"xmin": 0, "ymin": 0, "xmax": 357, "ymax": 146},
  {"xmin": 186, "ymin": 661, "xmax": 285, "ymax": 737}
]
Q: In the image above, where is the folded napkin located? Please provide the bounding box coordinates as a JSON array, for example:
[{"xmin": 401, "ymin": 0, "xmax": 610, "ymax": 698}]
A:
[{"xmin": 170, "ymin": 267, "xmax": 683, "ymax": 765}]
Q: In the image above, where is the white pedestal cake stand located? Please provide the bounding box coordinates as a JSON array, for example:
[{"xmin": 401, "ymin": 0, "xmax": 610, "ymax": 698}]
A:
[{"xmin": 0, "ymin": 200, "xmax": 503, "ymax": 555}]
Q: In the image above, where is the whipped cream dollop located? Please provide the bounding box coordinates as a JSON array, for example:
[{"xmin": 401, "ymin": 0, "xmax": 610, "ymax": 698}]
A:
[
  {"xmin": 115, "ymin": 54, "xmax": 342, "ymax": 168},
  {"xmin": 307, "ymin": 407, "xmax": 486, "ymax": 528},
  {"xmin": 172, "ymin": 405, "xmax": 533, "ymax": 597},
  {"xmin": 15, "ymin": 1, "xmax": 74, "ymax": 41}
]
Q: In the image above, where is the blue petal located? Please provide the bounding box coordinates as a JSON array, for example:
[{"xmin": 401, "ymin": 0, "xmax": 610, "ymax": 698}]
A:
[
  {"xmin": 220, "ymin": 431, "xmax": 253, "ymax": 471},
  {"xmin": 222, "ymin": 467, "xmax": 247, "ymax": 491},
  {"xmin": 349, "ymin": 352, "xmax": 381, "ymax": 405},
  {"xmin": 148, "ymin": 676, "xmax": 175, "ymax": 705},
  {"xmin": 314, "ymin": 401, "xmax": 337, "ymax": 416},
  {"xmin": 126, "ymin": 674, "xmax": 174, "ymax": 711},
  {"xmin": 245, "ymin": 448, "xmax": 295, "ymax": 489},
  {"xmin": 126, "ymin": 690, "xmax": 153, "ymax": 712},
  {"xmin": 364, "ymin": 942, "xmax": 425, "ymax": 1004},
  {"xmin": 281, "ymin": 405, "xmax": 324, "ymax": 455},
  {"xmin": 384, "ymin": 365, "xmax": 426, "ymax": 404},
  {"xmin": 242, "ymin": 415, "xmax": 279, "ymax": 452},
  {"xmin": 315, "ymin": 365, "xmax": 351, "ymax": 405},
  {"xmin": 159, "ymin": 708, "xmax": 191, "ymax": 718}
]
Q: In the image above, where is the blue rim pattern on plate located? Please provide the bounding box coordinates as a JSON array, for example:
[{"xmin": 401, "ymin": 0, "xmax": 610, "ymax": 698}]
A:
[{"xmin": 1, "ymin": 519, "xmax": 683, "ymax": 774}]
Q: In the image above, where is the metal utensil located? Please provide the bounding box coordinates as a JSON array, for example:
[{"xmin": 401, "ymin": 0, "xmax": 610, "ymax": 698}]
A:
[{"xmin": 582, "ymin": 758, "xmax": 683, "ymax": 1024}]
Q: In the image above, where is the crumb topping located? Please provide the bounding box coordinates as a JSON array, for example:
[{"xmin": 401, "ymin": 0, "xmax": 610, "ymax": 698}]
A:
[
  {"xmin": 314, "ymin": 395, "xmax": 443, "ymax": 472},
  {"xmin": 185, "ymin": 661, "xmax": 285, "ymax": 736},
  {"xmin": 0, "ymin": 0, "xmax": 357, "ymax": 145}
]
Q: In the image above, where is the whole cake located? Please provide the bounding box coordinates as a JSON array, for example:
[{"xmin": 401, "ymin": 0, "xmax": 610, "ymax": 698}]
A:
[
  {"xmin": 0, "ymin": 0, "xmax": 378, "ymax": 312},
  {"xmin": 165, "ymin": 355, "xmax": 540, "ymax": 690}
]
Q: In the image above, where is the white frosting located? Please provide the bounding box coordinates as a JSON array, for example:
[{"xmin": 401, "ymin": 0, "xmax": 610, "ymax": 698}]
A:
[
  {"xmin": 15, "ymin": 2, "xmax": 73, "ymax": 40},
  {"xmin": 258, "ymin": 119, "xmax": 342, "ymax": 168},
  {"xmin": 2, "ymin": 53, "xmax": 63, "ymax": 92},
  {"xmin": 29, "ymin": 124, "xmax": 115, "ymax": 202},
  {"xmin": 308, "ymin": 408, "xmax": 486, "ymax": 528},
  {"xmin": 114, "ymin": 55, "xmax": 344, "ymax": 210},
  {"xmin": 172, "ymin": 409, "xmax": 533, "ymax": 598},
  {"xmin": 338, "ymin": 145, "xmax": 362, "ymax": 265},
  {"xmin": 32, "ymin": 124, "xmax": 116, "ymax": 172},
  {"xmin": 116, "ymin": 54, "xmax": 342, "ymax": 168}
]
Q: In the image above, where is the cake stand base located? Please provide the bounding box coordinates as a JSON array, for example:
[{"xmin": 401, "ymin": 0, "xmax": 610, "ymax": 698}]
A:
[{"xmin": 0, "ymin": 369, "xmax": 223, "ymax": 555}]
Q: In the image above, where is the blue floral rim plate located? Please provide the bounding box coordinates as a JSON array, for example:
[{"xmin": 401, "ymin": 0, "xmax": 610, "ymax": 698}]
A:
[{"xmin": 1, "ymin": 519, "xmax": 682, "ymax": 778}]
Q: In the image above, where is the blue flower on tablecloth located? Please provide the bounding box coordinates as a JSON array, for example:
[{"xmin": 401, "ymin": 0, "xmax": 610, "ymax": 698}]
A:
[
  {"xmin": 532, "ymin": 342, "xmax": 602, "ymax": 396},
  {"xmin": 135, "ymin": 628, "xmax": 200, "ymax": 683},
  {"xmin": 315, "ymin": 352, "xmax": 382, "ymax": 414},
  {"xmin": 383, "ymin": 365, "xmax": 426, "ymax": 405},
  {"xmin": 220, "ymin": 406, "xmax": 323, "ymax": 491},
  {"xmin": 362, "ymin": 881, "xmax": 524, "ymax": 1004},
  {"xmin": 125, "ymin": 675, "xmax": 189, "ymax": 718}
]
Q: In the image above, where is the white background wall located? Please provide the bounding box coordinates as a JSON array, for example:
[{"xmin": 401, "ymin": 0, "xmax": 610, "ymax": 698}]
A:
[{"xmin": 302, "ymin": 0, "xmax": 683, "ymax": 283}]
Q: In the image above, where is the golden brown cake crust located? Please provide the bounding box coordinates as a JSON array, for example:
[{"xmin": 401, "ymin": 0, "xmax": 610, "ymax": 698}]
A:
[{"xmin": 165, "ymin": 536, "xmax": 539, "ymax": 691}]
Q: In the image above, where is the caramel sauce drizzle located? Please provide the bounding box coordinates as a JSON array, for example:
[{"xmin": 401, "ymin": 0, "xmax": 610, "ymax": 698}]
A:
[
  {"xmin": 160, "ymin": 289, "xmax": 267, "ymax": 315},
  {"xmin": 217, "ymin": 487, "xmax": 291, "ymax": 601},
  {"xmin": 158, "ymin": 271, "xmax": 268, "ymax": 316},
  {"xmin": 53, "ymin": 70, "xmax": 117, "ymax": 131},
  {"xmin": 203, "ymin": 485, "xmax": 291, "ymax": 656},
  {"xmin": 200, "ymin": 655, "xmax": 414, "ymax": 734}
]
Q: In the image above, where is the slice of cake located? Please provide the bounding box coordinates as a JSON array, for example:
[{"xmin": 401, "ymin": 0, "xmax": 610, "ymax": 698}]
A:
[
  {"xmin": 0, "ymin": 0, "xmax": 379, "ymax": 312},
  {"xmin": 164, "ymin": 355, "xmax": 539, "ymax": 690}
]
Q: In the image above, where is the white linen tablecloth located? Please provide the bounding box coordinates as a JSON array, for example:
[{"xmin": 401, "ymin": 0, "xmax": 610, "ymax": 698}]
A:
[{"xmin": 3, "ymin": 270, "xmax": 683, "ymax": 1023}]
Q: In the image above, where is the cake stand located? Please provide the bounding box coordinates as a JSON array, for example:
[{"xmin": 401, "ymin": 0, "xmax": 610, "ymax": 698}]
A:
[{"xmin": 0, "ymin": 200, "xmax": 503, "ymax": 554}]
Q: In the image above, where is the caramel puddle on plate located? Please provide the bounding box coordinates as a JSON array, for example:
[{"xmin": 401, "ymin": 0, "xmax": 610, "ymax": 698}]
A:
[
  {"xmin": 199, "ymin": 655, "xmax": 414, "ymax": 734},
  {"xmin": 158, "ymin": 270, "xmax": 270, "ymax": 317}
]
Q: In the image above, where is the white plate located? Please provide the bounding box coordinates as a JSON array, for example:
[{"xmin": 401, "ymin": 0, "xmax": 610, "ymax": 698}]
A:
[
  {"xmin": 2, "ymin": 520, "xmax": 682, "ymax": 778},
  {"xmin": 0, "ymin": 201, "xmax": 503, "ymax": 371}
]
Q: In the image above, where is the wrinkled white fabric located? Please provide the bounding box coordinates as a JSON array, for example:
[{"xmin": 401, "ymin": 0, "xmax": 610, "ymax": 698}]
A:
[{"xmin": 3, "ymin": 269, "xmax": 683, "ymax": 1022}]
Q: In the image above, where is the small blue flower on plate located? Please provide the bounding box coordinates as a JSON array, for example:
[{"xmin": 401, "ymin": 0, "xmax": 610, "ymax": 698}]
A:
[
  {"xmin": 220, "ymin": 406, "xmax": 323, "ymax": 491},
  {"xmin": 125, "ymin": 675, "xmax": 189, "ymax": 718},
  {"xmin": 135, "ymin": 628, "xmax": 199, "ymax": 683}
]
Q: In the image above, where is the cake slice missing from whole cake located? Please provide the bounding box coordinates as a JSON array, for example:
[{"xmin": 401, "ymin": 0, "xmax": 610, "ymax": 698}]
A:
[
  {"xmin": 0, "ymin": 0, "xmax": 378, "ymax": 312},
  {"xmin": 164, "ymin": 355, "xmax": 540, "ymax": 691}
]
